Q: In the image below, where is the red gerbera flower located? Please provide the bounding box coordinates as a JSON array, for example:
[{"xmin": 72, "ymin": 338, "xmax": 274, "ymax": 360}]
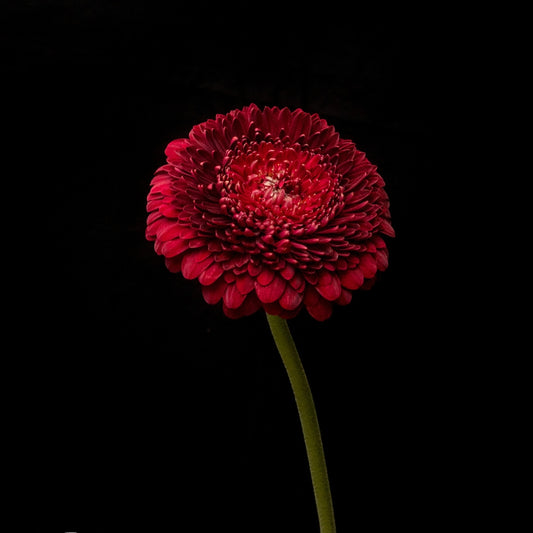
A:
[{"xmin": 146, "ymin": 104, "xmax": 394, "ymax": 320}]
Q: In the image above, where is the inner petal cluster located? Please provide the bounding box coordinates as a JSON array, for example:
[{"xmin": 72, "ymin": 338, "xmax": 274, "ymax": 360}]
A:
[{"xmin": 218, "ymin": 140, "xmax": 344, "ymax": 238}]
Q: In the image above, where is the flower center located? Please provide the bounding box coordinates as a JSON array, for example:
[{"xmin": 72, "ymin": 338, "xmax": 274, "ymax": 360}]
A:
[{"xmin": 218, "ymin": 141, "xmax": 343, "ymax": 235}]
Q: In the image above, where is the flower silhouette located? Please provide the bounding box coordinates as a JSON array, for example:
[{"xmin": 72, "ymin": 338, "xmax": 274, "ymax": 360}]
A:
[{"xmin": 146, "ymin": 104, "xmax": 394, "ymax": 320}]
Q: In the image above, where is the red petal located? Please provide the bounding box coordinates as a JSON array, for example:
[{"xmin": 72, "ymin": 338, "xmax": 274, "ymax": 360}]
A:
[
  {"xmin": 380, "ymin": 219, "xmax": 395, "ymax": 237},
  {"xmin": 188, "ymin": 238, "xmax": 209, "ymax": 249},
  {"xmin": 146, "ymin": 217, "xmax": 168, "ymax": 240},
  {"xmin": 201, "ymin": 278, "xmax": 226, "ymax": 304},
  {"xmin": 236, "ymin": 274, "xmax": 255, "ymax": 295},
  {"xmin": 256, "ymin": 268, "xmax": 275, "ymax": 286},
  {"xmin": 160, "ymin": 204, "xmax": 180, "ymax": 218},
  {"xmin": 148, "ymin": 182, "xmax": 172, "ymax": 198},
  {"xmin": 164, "ymin": 256, "xmax": 182, "ymax": 274},
  {"xmin": 373, "ymin": 235, "xmax": 386, "ymax": 249},
  {"xmin": 165, "ymin": 138, "xmax": 189, "ymax": 161},
  {"xmin": 339, "ymin": 268, "xmax": 364, "ymax": 290},
  {"xmin": 177, "ymin": 226, "xmax": 198, "ymax": 239},
  {"xmin": 359, "ymin": 254, "xmax": 378, "ymax": 278},
  {"xmin": 279, "ymin": 285, "xmax": 304, "ymax": 310},
  {"xmin": 223, "ymin": 270, "xmax": 236, "ymax": 283},
  {"xmin": 289, "ymin": 272, "xmax": 305, "ymax": 291},
  {"xmin": 248, "ymin": 262, "xmax": 262, "ymax": 277},
  {"xmin": 198, "ymin": 261, "xmax": 224, "ymax": 286},
  {"xmin": 336, "ymin": 288, "xmax": 352, "ymax": 306},
  {"xmin": 154, "ymin": 238, "xmax": 165, "ymax": 255},
  {"xmin": 315, "ymin": 270, "xmax": 342, "ymax": 301},
  {"xmin": 280, "ymin": 263, "xmax": 295, "ymax": 280},
  {"xmin": 181, "ymin": 249, "xmax": 213, "ymax": 280},
  {"xmin": 208, "ymin": 240, "xmax": 223, "ymax": 253},
  {"xmin": 306, "ymin": 299, "xmax": 333, "ymax": 321},
  {"xmin": 220, "ymin": 254, "xmax": 248, "ymax": 271},
  {"xmin": 375, "ymin": 249, "xmax": 389, "ymax": 271},
  {"xmin": 255, "ymin": 275, "xmax": 286, "ymax": 303},
  {"xmin": 157, "ymin": 222, "xmax": 182, "ymax": 241},
  {"xmin": 223, "ymin": 293, "xmax": 262, "ymax": 319},
  {"xmin": 361, "ymin": 277, "xmax": 376, "ymax": 290},
  {"xmin": 303, "ymin": 286, "xmax": 321, "ymax": 307},
  {"xmin": 161, "ymin": 239, "xmax": 189, "ymax": 258},
  {"xmin": 223, "ymin": 283, "xmax": 247, "ymax": 309}
]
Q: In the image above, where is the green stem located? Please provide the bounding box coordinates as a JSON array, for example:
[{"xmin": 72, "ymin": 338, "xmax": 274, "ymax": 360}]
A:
[{"xmin": 266, "ymin": 313, "xmax": 336, "ymax": 533}]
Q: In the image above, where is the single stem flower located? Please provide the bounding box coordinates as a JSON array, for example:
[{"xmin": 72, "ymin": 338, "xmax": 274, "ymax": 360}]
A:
[
  {"xmin": 146, "ymin": 104, "xmax": 394, "ymax": 321},
  {"xmin": 146, "ymin": 104, "xmax": 394, "ymax": 531}
]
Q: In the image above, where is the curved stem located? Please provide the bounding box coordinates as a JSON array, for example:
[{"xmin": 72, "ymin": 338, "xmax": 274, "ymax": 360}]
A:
[{"xmin": 266, "ymin": 313, "xmax": 336, "ymax": 533}]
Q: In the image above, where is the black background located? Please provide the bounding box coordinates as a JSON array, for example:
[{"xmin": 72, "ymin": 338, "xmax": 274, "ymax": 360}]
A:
[{"xmin": 6, "ymin": 1, "xmax": 460, "ymax": 532}]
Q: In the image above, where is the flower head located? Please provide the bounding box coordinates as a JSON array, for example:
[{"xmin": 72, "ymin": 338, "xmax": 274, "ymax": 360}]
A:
[{"xmin": 146, "ymin": 104, "xmax": 394, "ymax": 320}]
